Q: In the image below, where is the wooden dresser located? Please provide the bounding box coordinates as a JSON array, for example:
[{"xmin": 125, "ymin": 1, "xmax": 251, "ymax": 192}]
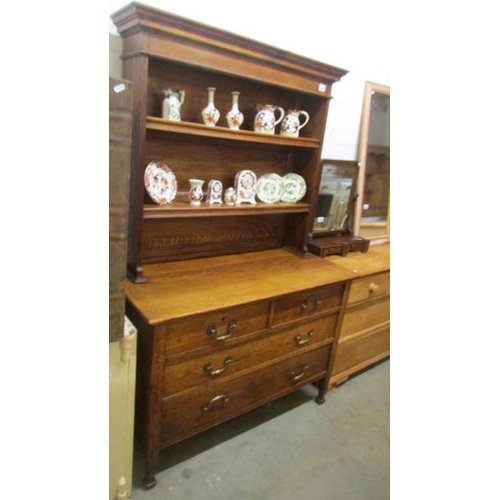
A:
[
  {"xmin": 111, "ymin": 2, "xmax": 351, "ymax": 489},
  {"xmin": 126, "ymin": 250, "xmax": 353, "ymax": 487},
  {"xmin": 326, "ymin": 243, "xmax": 390, "ymax": 388}
]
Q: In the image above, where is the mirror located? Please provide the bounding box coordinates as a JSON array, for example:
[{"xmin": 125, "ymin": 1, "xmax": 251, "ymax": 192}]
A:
[
  {"xmin": 308, "ymin": 159, "xmax": 370, "ymax": 257},
  {"xmin": 313, "ymin": 160, "xmax": 359, "ymax": 234},
  {"xmin": 356, "ymin": 82, "xmax": 390, "ymax": 241}
]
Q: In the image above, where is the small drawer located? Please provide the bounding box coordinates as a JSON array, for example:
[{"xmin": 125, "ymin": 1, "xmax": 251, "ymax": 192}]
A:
[
  {"xmin": 163, "ymin": 314, "xmax": 338, "ymax": 395},
  {"xmin": 160, "ymin": 345, "xmax": 331, "ymax": 446},
  {"xmin": 272, "ymin": 283, "xmax": 345, "ymax": 326},
  {"xmin": 332, "ymin": 325, "xmax": 390, "ymax": 377},
  {"xmin": 163, "ymin": 301, "xmax": 269, "ymax": 357},
  {"xmin": 348, "ymin": 271, "xmax": 390, "ymax": 305},
  {"xmin": 340, "ymin": 295, "xmax": 389, "ymax": 339}
]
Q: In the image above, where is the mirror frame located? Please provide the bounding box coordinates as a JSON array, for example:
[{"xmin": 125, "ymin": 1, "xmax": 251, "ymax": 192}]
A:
[
  {"xmin": 355, "ymin": 81, "xmax": 390, "ymax": 243},
  {"xmin": 312, "ymin": 159, "xmax": 360, "ymax": 236}
]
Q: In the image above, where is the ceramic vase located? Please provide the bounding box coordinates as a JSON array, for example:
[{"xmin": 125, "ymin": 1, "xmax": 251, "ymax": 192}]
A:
[
  {"xmin": 188, "ymin": 179, "xmax": 205, "ymax": 205},
  {"xmin": 201, "ymin": 87, "xmax": 220, "ymax": 127},
  {"xmin": 226, "ymin": 91, "xmax": 244, "ymax": 130}
]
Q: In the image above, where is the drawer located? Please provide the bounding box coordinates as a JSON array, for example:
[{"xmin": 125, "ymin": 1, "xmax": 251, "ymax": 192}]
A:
[
  {"xmin": 333, "ymin": 325, "xmax": 390, "ymax": 376},
  {"xmin": 163, "ymin": 301, "xmax": 269, "ymax": 357},
  {"xmin": 162, "ymin": 315, "xmax": 338, "ymax": 395},
  {"xmin": 160, "ymin": 345, "xmax": 331, "ymax": 446},
  {"xmin": 272, "ymin": 283, "xmax": 345, "ymax": 326},
  {"xmin": 340, "ymin": 295, "xmax": 389, "ymax": 339},
  {"xmin": 348, "ymin": 271, "xmax": 390, "ymax": 305}
]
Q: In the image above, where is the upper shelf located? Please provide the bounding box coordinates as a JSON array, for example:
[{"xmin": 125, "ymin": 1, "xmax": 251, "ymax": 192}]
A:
[{"xmin": 146, "ymin": 117, "xmax": 321, "ymax": 149}]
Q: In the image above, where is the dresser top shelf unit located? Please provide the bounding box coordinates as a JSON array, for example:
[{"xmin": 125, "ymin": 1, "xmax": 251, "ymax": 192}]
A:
[{"xmin": 111, "ymin": 3, "xmax": 348, "ymax": 283}]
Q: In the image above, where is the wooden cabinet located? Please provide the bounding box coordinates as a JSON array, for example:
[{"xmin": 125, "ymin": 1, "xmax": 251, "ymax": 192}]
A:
[
  {"xmin": 110, "ymin": 3, "xmax": 352, "ymax": 488},
  {"xmin": 126, "ymin": 250, "xmax": 352, "ymax": 488},
  {"xmin": 326, "ymin": 244, "xmax": 390, "ymax": 388}
]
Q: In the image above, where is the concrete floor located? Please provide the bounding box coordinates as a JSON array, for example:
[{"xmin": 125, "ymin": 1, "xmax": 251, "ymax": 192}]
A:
[{"xmin": 131, "ymin": 359, "xmax": 390, "ymax": 500}]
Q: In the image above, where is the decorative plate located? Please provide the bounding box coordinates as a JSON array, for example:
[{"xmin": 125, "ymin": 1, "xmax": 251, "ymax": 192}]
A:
[
  {"xmin": 256, "ymin": 173, "xmax": 285, "ymax": 204},
  {"xmin": 281, "ymin": 173, "xmax": 307, "ymax": 203},
  {"xmin": 144, "ymin": 161, "xmax": 177, "ymax": 205}
]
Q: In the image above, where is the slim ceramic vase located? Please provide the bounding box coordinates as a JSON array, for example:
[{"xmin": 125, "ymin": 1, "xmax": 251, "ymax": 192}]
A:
[
  {"xmin": 201, "ymin": 87, "xmax": 220, "ymax": 127},
  {"xmin": 226, "ymin": 91, "xmax": 244, "ymax": 130}
]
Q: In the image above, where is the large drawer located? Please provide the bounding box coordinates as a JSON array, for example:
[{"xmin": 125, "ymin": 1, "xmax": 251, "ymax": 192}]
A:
[
  {"xmin": 340, "ymin": 295, "xmax": 389, "ymax": 339},
  {"xmin": 162, "ymin": 315, "xmax": 338, "ymax": 395},
  {"xmin": 271, "ymin": 283, "xmax": 345, "ymax": 326},
  {"xmin": 163, "ymin": 301, "xmax": 269, "ymax": 358},
  {"xmin": 348, "ymin": 271, "xmax": 390, "ymax": 305},
  {"xmin": 332, "ymin": 325, "xmax": 390, "ymax": 377},
  {"xmin": 160, "ymin": 345, "xmax": 331, "ymax": 446}
]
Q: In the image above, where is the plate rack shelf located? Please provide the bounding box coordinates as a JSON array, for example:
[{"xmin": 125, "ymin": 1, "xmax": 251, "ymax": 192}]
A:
[{"xmin": 112, "ymin": 2, "xmax": 347, "ymax": 283}]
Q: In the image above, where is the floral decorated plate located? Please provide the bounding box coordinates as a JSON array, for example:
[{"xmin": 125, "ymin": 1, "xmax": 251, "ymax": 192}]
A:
[
  {"xmin": 256, "ymin": 173, "xmax": 285, "ymax": 204},
  {"xmin": 144, "ymin": 161, "xmax": 177, "ymax": 205},
  {"xmin": 281, "ymin": 173, "xmax": 306, "ymax": 203}
]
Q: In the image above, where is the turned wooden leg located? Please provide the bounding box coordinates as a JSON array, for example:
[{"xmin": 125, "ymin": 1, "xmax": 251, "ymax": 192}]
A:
[
  {"xmin": 143, "ymin": 448, "xmax": 159, "ymax": 489},
  {"xmin": 314, "ymin": 378, "xmax": 327, "ymax": 405}
]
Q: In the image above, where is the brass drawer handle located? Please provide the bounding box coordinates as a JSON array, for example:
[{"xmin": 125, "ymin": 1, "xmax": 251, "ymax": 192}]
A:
[
  {"xmin": 368, "ymin": 283, "xmax": 380, "ymax": 294},
  {"xmin": 300, "ymin": 295, "xmax": 322, "ymax": 312},
  {"xmin": 294, "ymin": 330, "xmax": 315, "ymax": 346},
  {"xmin": 202, "ymin": 394, "xmax": 229, "ymax": 412},
  {"xmin": 289, "ymin": 364, "xmax": 309, "ymax": 381},
  {"xmin": 203, "ymin": 357, "xmax": 233, "ymax": 376},
  {"xmin": 206, "ymin": 320, "xmax": 237, "ymax": 341}
]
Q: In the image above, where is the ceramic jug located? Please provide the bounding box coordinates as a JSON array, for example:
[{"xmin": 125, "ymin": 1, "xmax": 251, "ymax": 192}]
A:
[
  {"xmin": 162, "ymin": 88, "xmax": 185, "ymax": 121},
  {"xmin": 280, "ymin": 109, "xmax": 310, "ymax": 137},
  {"xmin": 254, "ymin": 104, "xmax": 285, "ymax": 135}
]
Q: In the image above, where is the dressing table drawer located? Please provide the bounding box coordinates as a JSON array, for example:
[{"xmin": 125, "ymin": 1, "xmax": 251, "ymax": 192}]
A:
[
  {"xmin": 163, "ymin": 301, "xmax": 270, "ymax": 359},
  {"xmin": 348, "ymin": 271, "xmax": 390, "ymax": 305},
  {"xmin": 160, "ymin": 345, "xmax": 331, "ymax": 446},
  {"xmin": 162, "ymin": 314, "xmax": 338, "ymax": 395},
  {"xmin": 332, "ymin": 325, "xmax": 390, "ymax": 378},
  {"xmin": 272, "ymin": 283, "xmax": 344, "ymax": 326}
]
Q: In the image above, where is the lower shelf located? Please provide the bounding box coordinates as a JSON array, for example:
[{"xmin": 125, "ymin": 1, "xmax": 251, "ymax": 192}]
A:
[{"xmin": 144, "ymin": 201, "xmax": 310, "ymax": 218}]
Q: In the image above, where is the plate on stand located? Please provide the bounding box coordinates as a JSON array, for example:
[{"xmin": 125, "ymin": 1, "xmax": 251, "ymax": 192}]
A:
[
  {"xmin": 256, "ymin": 173, "xmax": 285, "ymax": 204},
  {"xmin": 144, "ymin": 161, "xmax": 177, "ymax": 204},
  {"xmin": 281, "ymin": 173, "xmax": 306, "ymax": 203}
]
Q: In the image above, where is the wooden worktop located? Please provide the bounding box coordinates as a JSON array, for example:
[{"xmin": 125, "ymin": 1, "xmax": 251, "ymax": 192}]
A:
[
  {"xmin": 325, "ymin": 243, "xmax": 390, "ymax": 277},
  {"xmin": 125, "ymin": 249, "xmax": 354, "ymax": 325}
]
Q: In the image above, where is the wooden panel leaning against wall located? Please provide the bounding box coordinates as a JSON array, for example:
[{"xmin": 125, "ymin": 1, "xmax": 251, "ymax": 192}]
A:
[{"xmin": 109, "ymin": 77, "xmax": 133, "ymax": 342}]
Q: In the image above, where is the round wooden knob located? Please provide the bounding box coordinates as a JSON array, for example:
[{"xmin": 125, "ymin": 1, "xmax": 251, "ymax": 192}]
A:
[{"xmin": 368, "ymin": 283, "xmax": 380, "ymax": 293}]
